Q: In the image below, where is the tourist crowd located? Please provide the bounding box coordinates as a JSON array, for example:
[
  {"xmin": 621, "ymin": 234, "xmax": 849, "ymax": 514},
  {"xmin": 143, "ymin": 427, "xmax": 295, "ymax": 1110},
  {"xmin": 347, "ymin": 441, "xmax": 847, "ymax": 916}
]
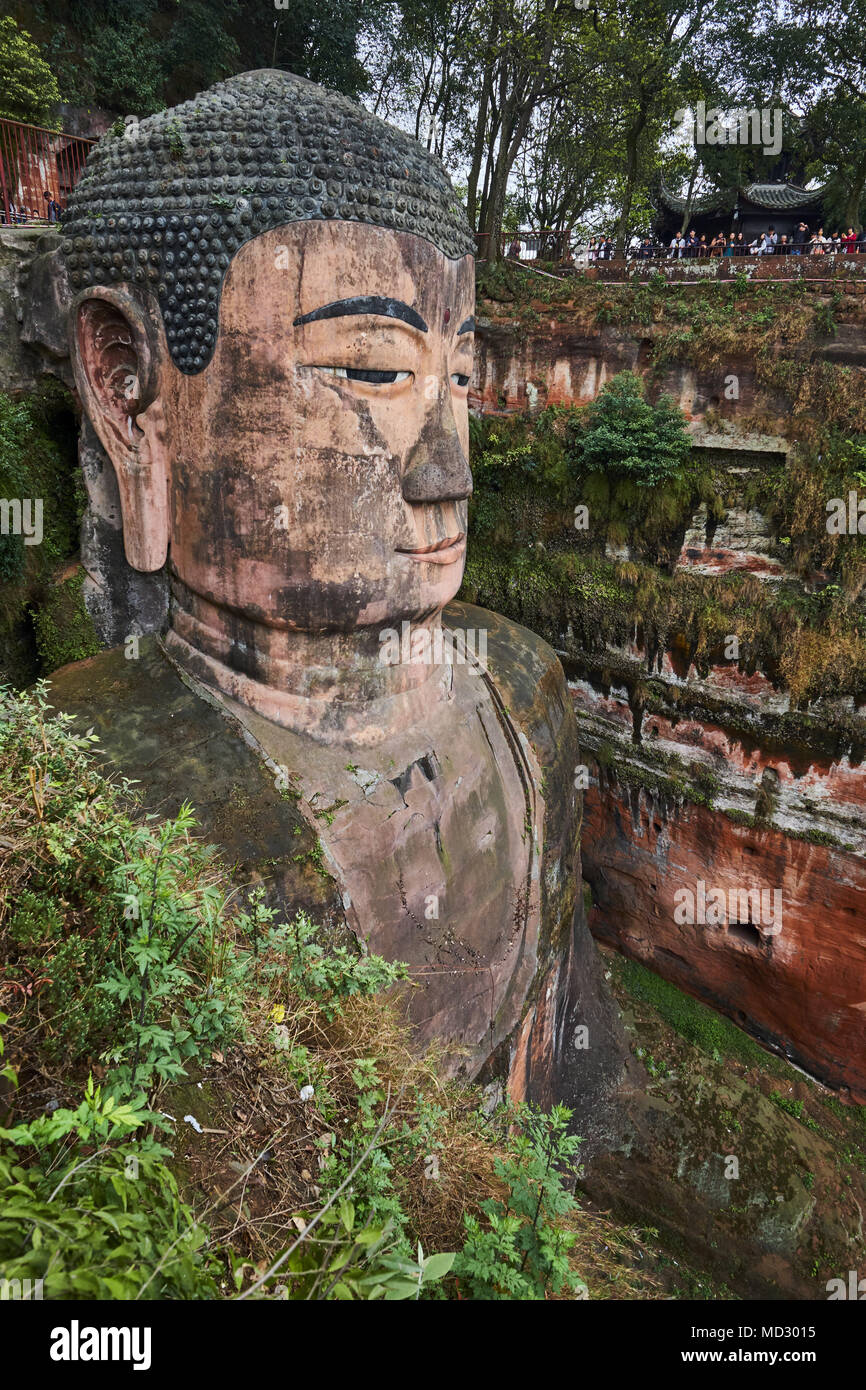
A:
[
  {"xmin": 0, "ymin": 190, "xmax": 63, "ymax": 224},
  {"xmin": 596, "ymin": 223, "xmax": 866, "ymax": 261}
]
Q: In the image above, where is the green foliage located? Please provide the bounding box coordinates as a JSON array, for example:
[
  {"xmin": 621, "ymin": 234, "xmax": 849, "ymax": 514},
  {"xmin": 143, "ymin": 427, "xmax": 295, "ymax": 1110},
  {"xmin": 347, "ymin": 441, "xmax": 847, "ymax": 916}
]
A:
[
  {"xmin": 0, "ymin": 684, "xmax": 251, "ymax": 1089},
  {"xmin": 262, "ymin": 908, "xmax": 408, "ymax": 1023},
  {"xmin": 0, "ymin": 1010, "xmax": 15, "ymax": 1090},
  {"xmin": 40, "ymin": 0, "xmax": 381, "ymax": 113},
  {"xmin": 453, "ymin": 1103, "xmax": 585, "ymax": 1300},
  {"xmin": 31, "ymin": 570, "xmax": 101, "ymax": 673},
  {"xmin": 770, "ymin": 1091, "xmax": 820, "ymax": 1131},
  {"xmin": 0, "ymin": 385, "xmax": 83, "ymax": 687},
  {"xmin": 1, "ymin": 688, "xmax": 454, "ymax": 1300},
  {"xmin": 470, "ymin": 406, "xmax": 577, "ymax": 497},
  {"xmin": 0, "ymin": 17, "xmax": 61, "ymax": 125},
  {"xmin": 83, "ymin": 20, "xmax": 166, "ymax": 114},
  {"xmin": 576, "ymin": 371, "xmax": 693, "ymax": 488},
  {"xmin": 0, "ymin": 1065, "xmax": 217, "ymax": 1298},
  {"xmin": 0, "ymin": 386, "xmax": 80, "ymax": 594},
  {"xmin": 252, "ymin": 1200, "xmax": 454, "ymax": 1301}
]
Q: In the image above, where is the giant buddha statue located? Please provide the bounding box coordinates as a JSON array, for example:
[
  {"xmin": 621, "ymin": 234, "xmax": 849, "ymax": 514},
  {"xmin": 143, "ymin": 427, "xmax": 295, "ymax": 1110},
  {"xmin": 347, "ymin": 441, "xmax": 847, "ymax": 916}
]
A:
[{"xmin": 48, "ymin": 70, "xmax": 623, "ymax": 1120}]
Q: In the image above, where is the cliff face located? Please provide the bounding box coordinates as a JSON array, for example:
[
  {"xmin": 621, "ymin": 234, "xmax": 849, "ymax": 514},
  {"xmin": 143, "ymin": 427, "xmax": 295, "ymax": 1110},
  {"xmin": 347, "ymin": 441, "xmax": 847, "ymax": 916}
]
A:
[
  {"xmin": 576, "ymin": 679, "xmax": 866, "ymax": 1098},
  {"xmin": 465, "ymin": 268, "xmax": 866, "ymax": 1101}
]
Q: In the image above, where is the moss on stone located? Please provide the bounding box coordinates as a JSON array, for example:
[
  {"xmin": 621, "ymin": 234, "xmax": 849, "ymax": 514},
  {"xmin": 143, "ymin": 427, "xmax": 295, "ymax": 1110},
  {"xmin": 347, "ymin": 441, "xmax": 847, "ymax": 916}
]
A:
[
  {"xmin": 31, "ymin": 569, "xmax": 101, "ymax": 673},
  {"xmin": 0, "ymin": 382, "xmax": 83, "ymax": 685},
  {"xmin": 612, "ymin": 953, "xmax": 794, "ymax": 1076}
]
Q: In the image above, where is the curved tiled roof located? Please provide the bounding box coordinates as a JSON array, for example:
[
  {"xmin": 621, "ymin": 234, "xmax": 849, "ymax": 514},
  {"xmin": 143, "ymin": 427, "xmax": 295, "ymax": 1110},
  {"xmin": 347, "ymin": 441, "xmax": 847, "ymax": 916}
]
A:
[
  {"xmin": 656, "ymin": 182, "xmax": 735, "ymax": 215},
  {"xmin": 739, "ymin": 182, "xmax": 827, "ymax": 209},
  {"xmin": 657, "ymin": 179, "xmax": 828, "ymax": 215}
]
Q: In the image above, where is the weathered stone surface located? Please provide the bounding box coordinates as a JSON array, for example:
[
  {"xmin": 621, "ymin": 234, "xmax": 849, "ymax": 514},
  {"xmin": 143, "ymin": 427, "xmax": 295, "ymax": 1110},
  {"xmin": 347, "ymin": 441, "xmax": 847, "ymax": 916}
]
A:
[
  {"xmin": 20, "ymin": 235, "xmax": 72, "ymax": 368},
  {"xmin": 579, "ymin": 762, "xmax": 866, "ymax": 1101},
  {"xmin": 678, "ymin": 503, "xmax": 787, "ymax": 581},
  {"xmin": 471, "ymin": 317, "xmax": 794, "ymax": 423},
  {"xmin": 46, "ymin": 605, "xmax": 628, "ymax": 1124},
  {"xmin": 77, "ymin": 417, "xmax": 169, "ymax": 647},
  {"xmin": 0, "ymin": 231, "xmax": 52, "ymax": 394},
  {"xmin": 582, "ymin": 952, "xmax": 866, "ymax": 1299},
  {"xmin": 565, "ymin": 621, "xmax": 866, "ymax": 1099}
]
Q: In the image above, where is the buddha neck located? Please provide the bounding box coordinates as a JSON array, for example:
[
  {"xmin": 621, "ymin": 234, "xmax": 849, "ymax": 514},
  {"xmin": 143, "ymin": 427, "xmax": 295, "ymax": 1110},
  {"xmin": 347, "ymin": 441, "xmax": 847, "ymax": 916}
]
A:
[{"xmin": 162, "ymin": 573, "xmax": 457, "ymax": 746}]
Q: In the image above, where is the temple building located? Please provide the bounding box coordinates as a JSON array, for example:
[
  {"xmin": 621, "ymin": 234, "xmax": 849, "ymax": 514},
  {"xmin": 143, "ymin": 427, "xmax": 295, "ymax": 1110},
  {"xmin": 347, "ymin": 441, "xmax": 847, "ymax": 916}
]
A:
[{"xmin": 654, "ymin": 180, "xmax": 830, "ymax": 244}]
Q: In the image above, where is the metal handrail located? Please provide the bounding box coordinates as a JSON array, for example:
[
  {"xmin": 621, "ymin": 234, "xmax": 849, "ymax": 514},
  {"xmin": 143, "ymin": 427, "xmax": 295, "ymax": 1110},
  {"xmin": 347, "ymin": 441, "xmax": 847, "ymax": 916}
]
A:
[{"xmin": 0, "ymin": 117, "xmax": 95, "ymax": 228}]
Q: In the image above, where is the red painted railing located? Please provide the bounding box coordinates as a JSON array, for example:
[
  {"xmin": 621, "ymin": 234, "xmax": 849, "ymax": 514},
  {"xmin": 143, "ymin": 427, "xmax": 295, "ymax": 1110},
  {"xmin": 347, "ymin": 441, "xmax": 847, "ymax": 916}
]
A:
[
  {"xmin": 0, "ymin": 118, "xmax": 95, "ymax": 227},
  {"xmin": 475, "ymin": 228, "xmax": 573, "ymax": 264}
]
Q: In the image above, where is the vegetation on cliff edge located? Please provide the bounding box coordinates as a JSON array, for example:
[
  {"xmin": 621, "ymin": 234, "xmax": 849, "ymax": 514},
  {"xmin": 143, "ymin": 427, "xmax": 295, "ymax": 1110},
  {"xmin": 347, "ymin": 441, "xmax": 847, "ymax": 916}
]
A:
[{"xmin": 0, "ymin": 684, "xmax": 658, "ymax": 1301}]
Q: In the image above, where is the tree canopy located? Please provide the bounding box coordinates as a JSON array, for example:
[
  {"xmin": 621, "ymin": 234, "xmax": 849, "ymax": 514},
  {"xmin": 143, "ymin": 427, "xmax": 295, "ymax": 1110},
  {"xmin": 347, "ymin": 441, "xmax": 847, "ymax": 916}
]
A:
[
  {"xmin": 0, "ymin": 16, "xmax": 61, "ymax": 126},
  {"xmin": 10, "ymin": 0, "xmax": 860, "ymax": 255}
]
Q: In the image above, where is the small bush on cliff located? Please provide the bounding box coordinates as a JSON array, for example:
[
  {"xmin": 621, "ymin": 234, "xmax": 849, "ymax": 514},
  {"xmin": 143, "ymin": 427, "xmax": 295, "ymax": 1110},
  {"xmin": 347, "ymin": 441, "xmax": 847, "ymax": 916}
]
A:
[
  {"xmin": 575, "ymin": 371, "xmax": 693, "ymax": 488},
  {"xmin": 0, "ymin": 1059, "xmax": 218, "ymax": 1299},
  {"xmin": 453, "ymin": 1102, "xmax": 586, "ymax": 1300}
]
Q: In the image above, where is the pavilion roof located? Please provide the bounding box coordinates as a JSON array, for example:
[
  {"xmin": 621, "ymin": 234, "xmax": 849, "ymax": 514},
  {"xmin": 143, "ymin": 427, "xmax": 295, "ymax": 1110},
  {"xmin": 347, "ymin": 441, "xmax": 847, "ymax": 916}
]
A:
[{"xmin": 657, "ymin": 180, "xmax": 828, "ymax": 216}]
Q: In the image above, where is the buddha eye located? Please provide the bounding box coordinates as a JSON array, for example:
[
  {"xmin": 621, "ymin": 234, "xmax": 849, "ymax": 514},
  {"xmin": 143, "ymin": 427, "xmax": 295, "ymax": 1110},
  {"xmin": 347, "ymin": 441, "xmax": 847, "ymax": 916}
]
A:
[
  {"xmin": 451, "ymin": 372, "xmax": 470, "ymax": 388},
  {"xmin": 315, "ymin": 367, "xmax": 411, "ymax": 385}
]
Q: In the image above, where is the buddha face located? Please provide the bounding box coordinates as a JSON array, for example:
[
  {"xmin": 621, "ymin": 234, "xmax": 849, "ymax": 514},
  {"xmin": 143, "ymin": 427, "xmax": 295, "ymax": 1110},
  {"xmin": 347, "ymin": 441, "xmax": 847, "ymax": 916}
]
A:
[{"xmin": 73, "ymin": 221, "xmax": 475, "ymax": 637}]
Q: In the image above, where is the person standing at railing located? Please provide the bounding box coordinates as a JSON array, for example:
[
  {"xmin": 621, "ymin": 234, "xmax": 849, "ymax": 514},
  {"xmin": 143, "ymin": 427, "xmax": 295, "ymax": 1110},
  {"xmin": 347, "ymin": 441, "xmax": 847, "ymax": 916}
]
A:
[
  {"xmin": 791, "ymin": 221, "xmax": 808, "ymax": 255},
  {"xmin": 43, "ymin": 189, "xmax": 62, "ymax": 222},
  {"xmin": 843, "ymin": 227, "xmax": 857, "ymax": 253}
]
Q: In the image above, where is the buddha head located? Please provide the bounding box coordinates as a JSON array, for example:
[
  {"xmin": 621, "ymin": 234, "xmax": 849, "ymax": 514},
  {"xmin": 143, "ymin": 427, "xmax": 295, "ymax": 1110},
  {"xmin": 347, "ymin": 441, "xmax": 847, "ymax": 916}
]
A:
[{"xmin": 63, "ymin": 71, "xmax": 475, "ymax": 733}]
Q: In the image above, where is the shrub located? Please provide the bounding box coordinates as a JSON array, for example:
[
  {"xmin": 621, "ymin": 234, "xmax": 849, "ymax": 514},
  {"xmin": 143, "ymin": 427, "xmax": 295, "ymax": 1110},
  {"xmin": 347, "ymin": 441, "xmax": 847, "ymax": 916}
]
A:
[
  {"xmin": 0, "ymin": 1067, "xmax": 218, "ymax": 1299},
  {"xmin": 0, "ymin": 683, "xmax": 252, "ymax": 1088},
  {"xmin": 453, "ymin": 1103, "xmax": 586, "ymax": 1300},
  {"xmin": 576, "ymin": 371, "xmax": 693, "ymax": 488}
]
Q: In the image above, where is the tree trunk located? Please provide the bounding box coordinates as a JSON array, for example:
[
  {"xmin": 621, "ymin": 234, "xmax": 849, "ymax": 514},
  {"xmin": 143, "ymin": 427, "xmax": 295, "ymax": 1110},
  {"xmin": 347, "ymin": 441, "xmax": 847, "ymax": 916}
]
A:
[
  {"xmin": 615, "ymin": 110, "xmax": 646, "ymax": 257},
  {"xmin": 844, "ymin": 154, "xmax": 866, "ymax": 229},
  {"xmin": 466, "ymin": 71, "xmax": 492, "ymax": 232},
  {"xmin": 678, "ymin": 153, "xmax": 700, "ymax": 237}
]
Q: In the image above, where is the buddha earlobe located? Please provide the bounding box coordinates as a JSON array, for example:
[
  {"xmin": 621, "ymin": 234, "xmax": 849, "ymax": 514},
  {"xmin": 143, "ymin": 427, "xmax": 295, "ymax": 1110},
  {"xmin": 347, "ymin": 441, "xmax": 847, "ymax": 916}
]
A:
[{"xmin": 71, "ymin": 288, "xmax": 169, "ymax": 572}]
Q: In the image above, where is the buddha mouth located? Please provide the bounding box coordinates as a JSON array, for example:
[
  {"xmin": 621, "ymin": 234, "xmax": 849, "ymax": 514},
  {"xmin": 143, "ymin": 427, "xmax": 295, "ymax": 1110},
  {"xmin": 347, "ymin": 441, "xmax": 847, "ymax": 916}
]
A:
[{"xmin": 396, "ymin": 534, "xmax": 466, "ymax": 565}]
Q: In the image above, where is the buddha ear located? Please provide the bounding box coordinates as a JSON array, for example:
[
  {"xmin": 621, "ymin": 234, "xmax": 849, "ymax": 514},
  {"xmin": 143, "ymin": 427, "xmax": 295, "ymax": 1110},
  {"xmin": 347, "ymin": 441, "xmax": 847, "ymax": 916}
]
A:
[{"xmin": 71, "ymin": 287, "xmax": 169, "ymax": 571}]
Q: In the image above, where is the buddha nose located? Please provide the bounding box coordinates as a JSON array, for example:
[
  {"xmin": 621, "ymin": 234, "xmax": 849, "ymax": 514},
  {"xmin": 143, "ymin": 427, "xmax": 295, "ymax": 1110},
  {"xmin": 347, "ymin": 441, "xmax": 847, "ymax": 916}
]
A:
[{"xmin": 401, "ymin": 400, "xmax": 473, "ymax": 504}]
